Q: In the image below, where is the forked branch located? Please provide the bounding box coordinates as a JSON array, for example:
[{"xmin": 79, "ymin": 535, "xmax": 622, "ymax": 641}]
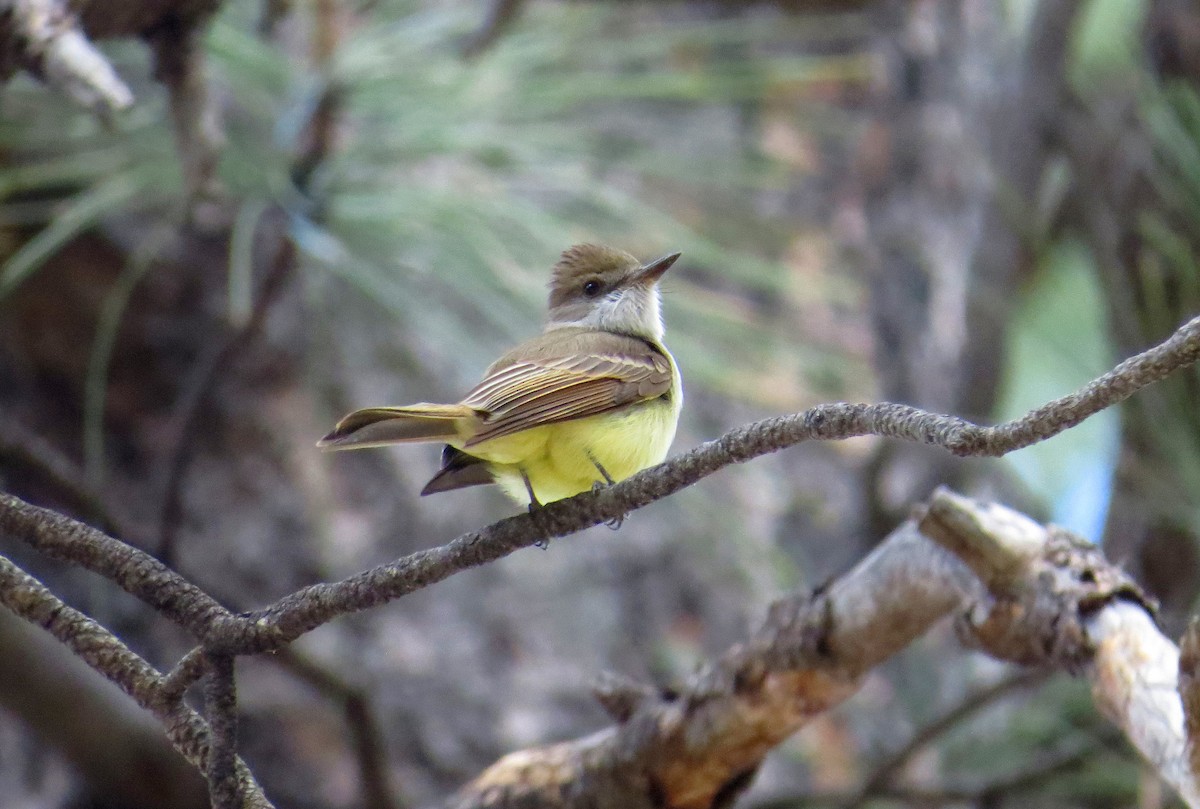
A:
[
  {"xmin": 1, "ymin": 313, "xmax": 1199, "ymax": 808},
  {"xmin": 449, "ymin": 490, "xmax": 1193, "ymax": 809}
]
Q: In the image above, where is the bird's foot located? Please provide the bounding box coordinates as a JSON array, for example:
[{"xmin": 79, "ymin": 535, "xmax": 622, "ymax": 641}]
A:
[
  {"xmin": 590, "ymin": 480, "xmax": 625, "ymax": 530},
  {"xmin": 524, "ymin": 479, "xmax": 551, "ymax": 548}
]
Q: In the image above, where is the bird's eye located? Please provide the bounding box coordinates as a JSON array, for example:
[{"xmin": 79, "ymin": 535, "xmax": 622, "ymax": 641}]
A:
[{"xmin": 582, "ymin": 280, "xmax": 602, "ymax": 298}]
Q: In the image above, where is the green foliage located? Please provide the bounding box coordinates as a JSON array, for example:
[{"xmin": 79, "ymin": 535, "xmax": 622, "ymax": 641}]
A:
[
  {"xmin": 996, "ymin": 240, "xmax": 1117, "ymax": 540},
  {"xmin": 1069, "ymin": 0, "xmax": 1147, "ymax": 87},
  {"xmin": 0, "ymin": 2, "xmax": 867, "ymax": 404},
  {"xmin": 1132, "ymin": 81, "xmax": 1200, "ymax": 533},
  {"xmin": 0, "ymin": 60, "xmax": 182, "ymax": 298}
]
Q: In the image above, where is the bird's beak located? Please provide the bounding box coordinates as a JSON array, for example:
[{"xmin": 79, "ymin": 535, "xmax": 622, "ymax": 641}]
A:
[{"xmin": 632, "ymin": 252, "xmax": 681, "ymax": 286}]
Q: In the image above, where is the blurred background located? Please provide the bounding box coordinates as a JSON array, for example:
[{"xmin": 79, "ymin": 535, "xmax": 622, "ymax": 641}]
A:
[{"xmin": 2, "ymin": 0, "xmax": 1200, "ymax": 807}]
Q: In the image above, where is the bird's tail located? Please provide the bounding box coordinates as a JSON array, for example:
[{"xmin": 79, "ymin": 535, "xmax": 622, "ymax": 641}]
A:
[{"xmin": 317, "ymin": 404, "xmax": 476, "ymax": 450}]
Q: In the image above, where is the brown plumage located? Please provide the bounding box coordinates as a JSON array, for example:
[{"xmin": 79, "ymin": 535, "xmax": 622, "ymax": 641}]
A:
[{"xmin": 319, "ymin": 244, "xmax": 682, "ymax": 506}]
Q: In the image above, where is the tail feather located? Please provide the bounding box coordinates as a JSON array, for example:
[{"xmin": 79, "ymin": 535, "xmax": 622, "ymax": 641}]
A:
[
  {"xmin": 420, "ymin": 446, "xmax": 495, "ymax": 495},
  {"xmin": 317, "ymin": 404, "xmax": 475, "ymax": 450}
]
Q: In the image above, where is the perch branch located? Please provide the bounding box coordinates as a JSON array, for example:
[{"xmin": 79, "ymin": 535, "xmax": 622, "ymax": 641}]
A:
[
  {"xmin": 218, "ymin": 311, "xmax": 1200, "ymax": 653},
  {"xmin": 3, "ymin": 314, "xmax": 1200, "ymax": 658}
]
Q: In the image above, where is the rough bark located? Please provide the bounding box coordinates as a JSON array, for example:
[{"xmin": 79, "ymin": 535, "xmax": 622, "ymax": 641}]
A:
[
  {"xmin": 850, "ymin": 0, "xmax": 1078, "ymax": 532},
  {"xmin": 449, "ymin": 489, "xmax": 1194, "ymax": 808}
]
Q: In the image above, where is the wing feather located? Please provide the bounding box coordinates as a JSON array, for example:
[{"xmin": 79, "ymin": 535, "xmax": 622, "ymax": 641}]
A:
[{"xmin": 457, "ymin": 332, "xmax": 673, "ymax": 446}]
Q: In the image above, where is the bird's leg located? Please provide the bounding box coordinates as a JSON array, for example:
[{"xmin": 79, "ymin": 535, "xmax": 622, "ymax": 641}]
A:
[
  {"xmin": 586, "ymin": 452, "xmax": 624, "ymax": 530},
  {"xmin": 522, "ymin": 470, "xmax": 550, "ymax": 549},
  {"xmin": 522, "ymin": 469, "xmax": 543, "ymax": 509},
  {"xmin": 587, "ymin": 452, "xmax": 616, "ymax": 487}
]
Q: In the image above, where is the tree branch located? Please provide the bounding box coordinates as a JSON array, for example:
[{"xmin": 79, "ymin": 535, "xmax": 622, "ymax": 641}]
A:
[
  {"xmin": 0, "ymin": 553, "xmax": 273, "ymax": 808},
  {"xmin": 450, "ymin": 490, "xmax": 1192, "ymax": 808},
  {"xmin": 219, "ymin": 311, "xmax": 1200, "ymax": 654},
  {"xmin": 0, "ymin": 0, "xmax": 134, "ymax": 114},
  {"xmin": 204, "ymin": 653, "xmax": 241, "ymax": 809},
  {"xmin": 1088, "ymin": 603, "xmax": 1199, "ymax": 805},
  {"xmin": 4, "ymin": 313, "xmax": 1200, "ymax": 661},
  {"xmin": 0, "ymin": 494, "xmax": 231, "ymax": 637},
  {"xmin": 1181, "ymin": 618, "xmax": 1200, "ymax": 783}
]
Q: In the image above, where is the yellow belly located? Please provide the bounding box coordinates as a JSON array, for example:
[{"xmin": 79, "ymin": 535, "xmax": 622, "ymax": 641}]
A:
[{"xmin": 462, "ymin": 396, "xmax": 680, "ymax": 506}]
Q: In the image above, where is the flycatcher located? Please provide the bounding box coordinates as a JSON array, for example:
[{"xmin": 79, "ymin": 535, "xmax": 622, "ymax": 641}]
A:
[{"xmin": 318, "ymin": 244, "xmax": 683, "ymax": 506}]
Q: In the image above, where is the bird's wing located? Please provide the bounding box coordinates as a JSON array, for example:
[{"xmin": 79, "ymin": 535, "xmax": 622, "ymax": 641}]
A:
[{"xmin": 459, "ymin": 333, "xmax": 673, "ymax": 446}]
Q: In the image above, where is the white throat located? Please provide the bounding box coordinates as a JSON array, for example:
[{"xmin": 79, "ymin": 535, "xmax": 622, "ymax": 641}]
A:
[{"xmin": 548, "ymin": 285, "xmax": 664, "ymax": 342}]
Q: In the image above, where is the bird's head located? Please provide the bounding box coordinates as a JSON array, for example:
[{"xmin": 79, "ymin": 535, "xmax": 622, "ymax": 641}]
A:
[{"xmin": 546, "ymin": 244, "xmax": 680, "ymax": 341}]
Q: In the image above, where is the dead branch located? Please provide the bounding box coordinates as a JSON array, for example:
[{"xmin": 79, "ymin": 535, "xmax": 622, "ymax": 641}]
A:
[
  {"xmin": 1182, "ymin": 619, "xmax": 1200, "ymax": 784},
  {"xmin": 0, "ymin": 0, "xmax": 133, "ymax": 114},
  {"xmin": 920, "ymin": 491, "xmax": 1199, "ymax": 806},
  {"xmin": 450, "ymin": 490, "xmax": 1194, "ymax": 809},
  {"xmin": 1088, "ymin": 603, "xmax": 1198, "ymax": 805},
  {"xmin": 446, "ymin": 519, "xmax": 974, "ymax": 809},
  {"xmin": 1, "ymin": 0, "xmax": 223, "ymax": 106},
  {"xmin": 1, "ymin": 0, "xmax": 225, "ymax": 194}
]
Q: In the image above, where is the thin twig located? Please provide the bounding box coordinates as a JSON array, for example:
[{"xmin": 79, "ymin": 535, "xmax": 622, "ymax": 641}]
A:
[
  {"xmin": 162, "ymin": 646, "xmax": 209, "ymax": 703},
  {"xmin": 204, "ymin": 653, "xmax": 240, "ymax": 809},
  {"xmin": 5, "ymin": 314, "xmax": 1200, "ymax": 657},
  {"xmin": 0, "ymin": 493, "xmax": 231, "ymax": 637}
]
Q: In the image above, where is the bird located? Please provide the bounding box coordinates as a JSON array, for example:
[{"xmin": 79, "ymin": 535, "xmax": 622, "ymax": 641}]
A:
[{"xmin": 318, "ymin": 244, "xmax": 683, "ymax": 507}]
